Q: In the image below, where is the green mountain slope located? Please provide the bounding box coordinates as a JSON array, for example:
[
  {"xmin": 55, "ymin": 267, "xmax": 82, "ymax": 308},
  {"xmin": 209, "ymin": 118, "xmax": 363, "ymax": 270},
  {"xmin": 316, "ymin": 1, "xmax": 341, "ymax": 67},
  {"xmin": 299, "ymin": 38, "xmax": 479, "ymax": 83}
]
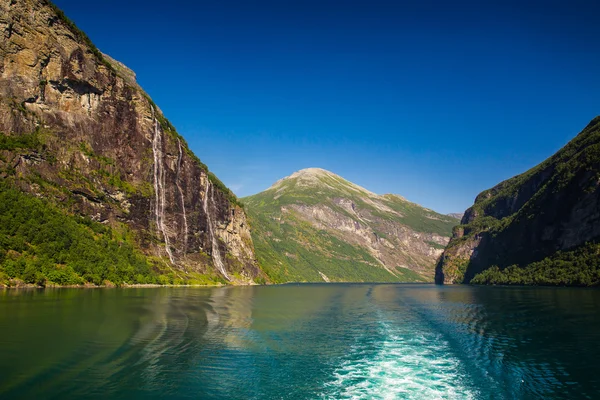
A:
[
  {"xmin": 244, "ymin": 168, "xmax": 459, "ymax": 283},
  {"xmin": 437, "ymin": 116, "xmax": 600, "ymax": 286}
]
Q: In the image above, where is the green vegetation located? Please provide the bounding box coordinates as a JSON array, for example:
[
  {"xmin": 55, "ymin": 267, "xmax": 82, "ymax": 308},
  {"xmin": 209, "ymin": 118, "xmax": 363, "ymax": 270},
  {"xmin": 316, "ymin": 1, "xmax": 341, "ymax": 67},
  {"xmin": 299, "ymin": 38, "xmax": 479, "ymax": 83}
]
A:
[
  {"xmin": 77, "ymin": 141, "xmax": 152, "ymax": 197},
  {"xmin": 0, "ymin": 184, "xmax": 228, "ymax": 287},
  {"xmin": 395, "ymin": 266, "xmax": 427, "ymax": 282},
  {"xmin": 426, "ymin": 240, "xmax": 446, "ymax": 250},
  {"xmin": 247, "ymin": 207, "xmax": 407, "ymax": 283},
  {"xmin": 0, "ymin": 131, "xmax": 41, "ymax": 151},
  {"xmin": 0, "ymin": 184, "xmax": 158, "ymax": 286},
  {"xmin": 246, "ymin": 173, "xmax": 457, "ymax": 237},
  {"xmin": 471, "ymin": 241, "xmax": 600, "ymax": 286},
  {"xmin": 380, "ymin": 195, "xmax": 458, "ymax": 236},
  {"xmin": 0, "ymin": 128, "xmax": 230, "ymax": 286}
]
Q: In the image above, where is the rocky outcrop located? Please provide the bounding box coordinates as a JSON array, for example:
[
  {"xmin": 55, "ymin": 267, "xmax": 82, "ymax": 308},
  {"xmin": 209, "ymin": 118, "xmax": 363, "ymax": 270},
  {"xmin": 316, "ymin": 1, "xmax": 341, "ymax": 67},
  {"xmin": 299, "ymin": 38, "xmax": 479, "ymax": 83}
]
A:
[
  {"xmin": 244, "ymin": 168, "xmax": 458, "ymax": 282},
  {"xmin": 447, "ymin": 212, "xmax": 464, "ymax": 220},
  {"xmin": 0, "ymin": 0, "xmax": 261, "ymax": 282},
  {"xmin": 436, "ymin": 116, "xmax": 600, "ymax": 284}
]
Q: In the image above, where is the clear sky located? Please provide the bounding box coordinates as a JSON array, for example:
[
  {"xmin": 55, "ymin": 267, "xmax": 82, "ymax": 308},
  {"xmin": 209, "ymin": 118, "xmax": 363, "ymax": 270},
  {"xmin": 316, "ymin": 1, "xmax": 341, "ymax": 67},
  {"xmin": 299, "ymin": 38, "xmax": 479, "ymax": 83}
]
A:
[{"xmin": 54, "ymin": 0, "xmax": 600, "ymax": 214}]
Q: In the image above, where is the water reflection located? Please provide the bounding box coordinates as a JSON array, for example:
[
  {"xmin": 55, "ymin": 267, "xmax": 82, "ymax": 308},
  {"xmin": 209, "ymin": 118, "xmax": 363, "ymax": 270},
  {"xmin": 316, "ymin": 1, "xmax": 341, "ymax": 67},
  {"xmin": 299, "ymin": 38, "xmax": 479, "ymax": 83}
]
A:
[{"xmin": 1, "ymin": 285, "xmax": 600, "ymax": 399}]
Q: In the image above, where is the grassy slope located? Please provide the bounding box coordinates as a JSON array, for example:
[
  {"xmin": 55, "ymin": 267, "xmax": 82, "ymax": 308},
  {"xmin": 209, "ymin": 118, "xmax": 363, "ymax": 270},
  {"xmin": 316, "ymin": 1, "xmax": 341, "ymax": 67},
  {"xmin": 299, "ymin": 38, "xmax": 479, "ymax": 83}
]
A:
[{"xmin": 244, "ymin": 171, "xmax": 456, "ymax": 283}]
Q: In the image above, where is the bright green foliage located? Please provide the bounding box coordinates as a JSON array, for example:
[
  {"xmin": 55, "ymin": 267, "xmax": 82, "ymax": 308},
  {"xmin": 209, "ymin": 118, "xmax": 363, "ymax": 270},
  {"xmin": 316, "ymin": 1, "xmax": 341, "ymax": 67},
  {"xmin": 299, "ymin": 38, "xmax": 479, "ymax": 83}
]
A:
[
  {"xmin": 0, "ymin": 131, "xmax": 41, "ymax": 151},
  {"xmin": 471, "ymin": 241, "xmax": 600, "ymax": 286},
  {"xmin": 0, "ymin": 184, "xmax": 158, "ymax": 286}
]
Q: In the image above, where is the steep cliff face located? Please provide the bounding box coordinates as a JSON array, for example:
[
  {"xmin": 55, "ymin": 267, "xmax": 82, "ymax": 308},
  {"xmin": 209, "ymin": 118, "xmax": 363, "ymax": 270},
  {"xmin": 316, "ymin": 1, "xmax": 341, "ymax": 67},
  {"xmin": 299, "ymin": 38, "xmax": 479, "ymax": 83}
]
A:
[
  {"xmin": 436, "ymin": 116, "xmax": 600, "ymax": 285},
  {"xmin": 244, "ymin": 168, "xmax": 458, "ymax": 282},
  {"xmin": 0, "ymin": 0, "xmax": 261, "ymax": 283}
]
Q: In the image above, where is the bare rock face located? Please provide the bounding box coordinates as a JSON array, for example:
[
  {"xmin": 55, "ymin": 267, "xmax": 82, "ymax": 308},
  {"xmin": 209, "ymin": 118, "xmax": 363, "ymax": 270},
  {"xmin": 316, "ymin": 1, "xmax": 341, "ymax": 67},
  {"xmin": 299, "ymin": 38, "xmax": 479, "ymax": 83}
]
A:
[
  {"xmin": 0, "ymin": 0, "xmax": 260, "ymax": 282},
  {"xmin": 244, "ymin": 168, "xmax": 459, "ymax": 282},
  {"xmin": 447, "ymin": 212, "xmax": 464, "ymax": 220},
  {"xmin": 436, "ymin": 116, "xmax": 600, "ymax": 284}
]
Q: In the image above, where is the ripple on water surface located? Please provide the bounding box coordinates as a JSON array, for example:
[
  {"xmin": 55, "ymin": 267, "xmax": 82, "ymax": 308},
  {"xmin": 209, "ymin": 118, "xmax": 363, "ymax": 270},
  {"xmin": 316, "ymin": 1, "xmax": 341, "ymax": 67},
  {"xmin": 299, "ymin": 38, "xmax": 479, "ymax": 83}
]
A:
[{"xmin": 1, "ymin": 285, "xmax": 600, "ymax": 399}]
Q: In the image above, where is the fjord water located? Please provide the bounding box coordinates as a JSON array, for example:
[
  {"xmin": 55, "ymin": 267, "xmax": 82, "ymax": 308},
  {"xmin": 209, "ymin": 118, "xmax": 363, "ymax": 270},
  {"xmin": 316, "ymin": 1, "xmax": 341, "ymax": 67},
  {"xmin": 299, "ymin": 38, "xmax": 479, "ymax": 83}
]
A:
[{"xmin": 1, "ymin": 285, "xmax": 599, "ymax": 399}]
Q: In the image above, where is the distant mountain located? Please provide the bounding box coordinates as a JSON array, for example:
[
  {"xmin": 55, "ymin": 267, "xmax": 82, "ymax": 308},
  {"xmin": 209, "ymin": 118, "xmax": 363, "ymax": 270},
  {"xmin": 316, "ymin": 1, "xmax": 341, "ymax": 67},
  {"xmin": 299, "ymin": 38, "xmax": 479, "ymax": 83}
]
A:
[
  {"xmin": 437, "ymin": 116, "xmax": 600, "ymax": 286},
  {"xmin": 447, "ymin": 213, "xmax": 464, "ymax": 220},
  {"xmin": 243, "ymin": 168, "xmax": 458, "ymax": 283}
]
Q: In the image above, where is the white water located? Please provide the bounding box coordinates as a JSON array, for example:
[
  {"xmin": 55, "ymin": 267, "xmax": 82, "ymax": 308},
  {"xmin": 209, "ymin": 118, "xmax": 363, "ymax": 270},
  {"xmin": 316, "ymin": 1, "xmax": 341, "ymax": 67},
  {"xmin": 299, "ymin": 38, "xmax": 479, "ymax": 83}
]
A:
[
  {"xmin": 321, "ymin": 319, "xmax": 476, "ymax": 400},
  {"xmin": 202, "ymin": 181, "xmax": 231, "ymax": 281},
  {"xmin": 151, "ymin": 108, "xmax": 175, "ymax": 264},
  {"xmin": 175, "ymin": 139, "xmax": 189, "ymax": 254}
]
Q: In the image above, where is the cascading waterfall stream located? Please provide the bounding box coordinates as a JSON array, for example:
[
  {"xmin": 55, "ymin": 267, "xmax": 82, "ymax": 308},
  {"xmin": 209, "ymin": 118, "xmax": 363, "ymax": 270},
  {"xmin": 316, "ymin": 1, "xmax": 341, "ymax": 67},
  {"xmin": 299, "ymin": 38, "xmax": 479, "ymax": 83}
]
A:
[
  {"xmin": 203, "ymin": 181, "xmax": 231, "ymax": 281},
  {"xmin": 151, "ymin": 107, "xmax": 175, "ymax": 264},
  {"xmin": 175, "ymin": 139, "xmax": 189, "ymax": 254}
]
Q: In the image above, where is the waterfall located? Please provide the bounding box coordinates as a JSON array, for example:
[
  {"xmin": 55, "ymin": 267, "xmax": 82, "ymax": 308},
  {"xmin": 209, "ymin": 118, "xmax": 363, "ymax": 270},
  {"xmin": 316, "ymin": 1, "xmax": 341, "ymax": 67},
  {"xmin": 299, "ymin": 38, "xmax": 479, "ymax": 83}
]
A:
[
  {"xmin": 176, "ymin": 139, "xmax": 189, "ymax": 254},
  {"xmin": 203, "ymin": 180, "xmax": 231, "ymax": 281},
  {"xmin": 151, "ymin": 107, "xmax": 175, "ymax": 264}
]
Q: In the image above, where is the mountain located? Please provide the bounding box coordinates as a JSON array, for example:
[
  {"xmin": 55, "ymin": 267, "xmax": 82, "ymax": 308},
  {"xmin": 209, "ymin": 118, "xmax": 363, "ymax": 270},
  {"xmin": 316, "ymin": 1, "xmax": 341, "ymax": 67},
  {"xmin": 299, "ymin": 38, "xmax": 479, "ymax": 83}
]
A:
[
  {"xmin": 0, "ymin": 0, "xmax": 263, "ymax": 286},
  {"xmin": 447, "ymin": 212, "xmax": 464, "ymax": 220},
  {"xmin": 243, "ymin": 168, "xmax": 459, "ymax": 283},
  {"xmin": 436, "ymin": 116, "xmax": 600, "ymax": 286}
]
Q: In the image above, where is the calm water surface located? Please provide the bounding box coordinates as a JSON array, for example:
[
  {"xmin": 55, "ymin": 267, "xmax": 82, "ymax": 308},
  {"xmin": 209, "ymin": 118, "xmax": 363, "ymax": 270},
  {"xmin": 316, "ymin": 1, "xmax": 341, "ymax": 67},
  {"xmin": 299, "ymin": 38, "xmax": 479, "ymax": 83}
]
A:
[{"xmin": 1, "ymin": 284, "xmax": 599, "ymax": 399}]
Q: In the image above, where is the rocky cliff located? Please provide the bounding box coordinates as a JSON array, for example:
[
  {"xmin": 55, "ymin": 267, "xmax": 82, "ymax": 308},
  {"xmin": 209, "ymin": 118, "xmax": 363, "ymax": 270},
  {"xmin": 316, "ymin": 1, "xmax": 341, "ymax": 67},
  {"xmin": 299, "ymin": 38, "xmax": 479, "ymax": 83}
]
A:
[
  {"xmin": 0, "ymin": 0, "xmax": 261, "ymax": 284},
  {"xmin": 244, "ymin": 168, "xmax": 459, "ymax": 282},
  {"xmin": 436, "ymin": 116, "xmax": 600, "ymax": 285}
]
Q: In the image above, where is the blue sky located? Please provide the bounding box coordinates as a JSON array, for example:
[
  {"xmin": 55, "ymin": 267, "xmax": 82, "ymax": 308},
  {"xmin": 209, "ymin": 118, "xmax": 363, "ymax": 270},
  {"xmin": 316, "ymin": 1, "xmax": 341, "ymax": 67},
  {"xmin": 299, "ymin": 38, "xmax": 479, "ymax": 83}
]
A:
[{"xmin": 54, "ymin": 0, "xmax": 600, "ymax": 214}]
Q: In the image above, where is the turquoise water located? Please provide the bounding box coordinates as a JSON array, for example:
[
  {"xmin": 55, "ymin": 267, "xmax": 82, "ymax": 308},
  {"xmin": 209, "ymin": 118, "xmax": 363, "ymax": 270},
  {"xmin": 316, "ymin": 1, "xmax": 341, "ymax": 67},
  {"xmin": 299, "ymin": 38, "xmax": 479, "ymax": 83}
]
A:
[{"xmin": 1, "ymin": 284, "xmax": 599, "ymax": 399}]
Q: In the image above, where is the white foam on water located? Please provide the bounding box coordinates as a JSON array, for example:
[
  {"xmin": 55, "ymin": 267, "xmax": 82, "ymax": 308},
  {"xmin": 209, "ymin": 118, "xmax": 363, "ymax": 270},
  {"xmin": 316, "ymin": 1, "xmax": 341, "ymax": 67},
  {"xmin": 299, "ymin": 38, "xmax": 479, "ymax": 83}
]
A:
[{"xmin": 321, "ymin": 320, "xmax": 477, "ymax": 400}]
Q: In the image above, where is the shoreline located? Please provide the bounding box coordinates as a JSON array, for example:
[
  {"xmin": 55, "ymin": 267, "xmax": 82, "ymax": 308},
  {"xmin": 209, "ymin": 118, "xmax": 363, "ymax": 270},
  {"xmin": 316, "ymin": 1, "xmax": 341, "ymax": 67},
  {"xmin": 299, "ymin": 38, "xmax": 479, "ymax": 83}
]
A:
[
  {"xmin": 4, "ymin": 281, "xmax": 599, "ymax": 289},
  {"xmin": 0, "ymin": 282, "xmax": 245, "ymax": 289},
  {"xmin": 1, "ymin": 281, "xmax": 433, "ymax": 289}
]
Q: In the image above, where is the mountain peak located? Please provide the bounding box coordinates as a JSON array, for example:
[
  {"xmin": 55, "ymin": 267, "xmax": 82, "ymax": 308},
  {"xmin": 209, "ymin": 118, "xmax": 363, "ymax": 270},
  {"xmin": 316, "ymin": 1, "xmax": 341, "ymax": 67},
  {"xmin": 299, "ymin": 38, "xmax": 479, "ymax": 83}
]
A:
[
  {"xmin": 283, "ymin": 168, "xmax": 338, "ymax": 180},
  {"xmin": 289, "ymin": 167, "xmax": 334, "ymax": 179},
  {"xmin": 268, "ymin": 168, "xmax": 379, "ymax": 197},
  {"xmin": 269, "ymin": 167, "xmax": 337, "ymax": 189}
]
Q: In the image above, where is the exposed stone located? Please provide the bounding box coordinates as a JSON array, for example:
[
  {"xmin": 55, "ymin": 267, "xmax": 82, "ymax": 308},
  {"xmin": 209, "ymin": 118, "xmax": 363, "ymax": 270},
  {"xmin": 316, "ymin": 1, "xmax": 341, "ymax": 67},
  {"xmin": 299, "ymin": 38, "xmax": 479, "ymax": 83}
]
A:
[{"xmin": 0, "ymin": 0, "xmax": 261, "ymax": 283}]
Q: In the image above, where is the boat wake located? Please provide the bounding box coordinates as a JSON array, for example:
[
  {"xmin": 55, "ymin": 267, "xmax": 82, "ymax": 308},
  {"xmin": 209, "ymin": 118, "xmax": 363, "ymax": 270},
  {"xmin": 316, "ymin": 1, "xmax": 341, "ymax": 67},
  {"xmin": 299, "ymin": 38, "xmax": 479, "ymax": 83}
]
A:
[{"xmin": 321, "ymin": 317, "xmax": 476, "ymax": 399}]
